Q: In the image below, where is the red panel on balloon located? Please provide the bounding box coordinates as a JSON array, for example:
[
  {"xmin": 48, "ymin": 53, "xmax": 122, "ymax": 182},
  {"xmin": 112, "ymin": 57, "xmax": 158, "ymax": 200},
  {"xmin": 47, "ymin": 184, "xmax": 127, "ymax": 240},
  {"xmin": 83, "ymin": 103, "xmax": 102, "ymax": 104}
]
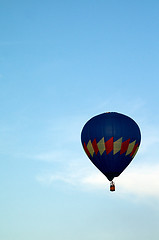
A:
[
  {"xmin": 92, "ymin": 138, "xmax": 99, "ymax": 155},
  {"xmin": 105, "ymin": 137, "xmax": 113, "ymax": 154},
  {"xmin": 120, "ymin": 139, "xmax": 130, "ymax": 155}
]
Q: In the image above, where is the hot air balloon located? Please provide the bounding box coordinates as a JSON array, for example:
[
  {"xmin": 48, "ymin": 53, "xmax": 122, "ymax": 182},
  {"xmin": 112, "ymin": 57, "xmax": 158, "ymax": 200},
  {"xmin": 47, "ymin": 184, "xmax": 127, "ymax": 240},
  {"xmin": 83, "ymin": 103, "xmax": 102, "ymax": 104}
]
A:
[{"xmin": 81, "ymin": 112, "xmax": 141, "ymax": 191}]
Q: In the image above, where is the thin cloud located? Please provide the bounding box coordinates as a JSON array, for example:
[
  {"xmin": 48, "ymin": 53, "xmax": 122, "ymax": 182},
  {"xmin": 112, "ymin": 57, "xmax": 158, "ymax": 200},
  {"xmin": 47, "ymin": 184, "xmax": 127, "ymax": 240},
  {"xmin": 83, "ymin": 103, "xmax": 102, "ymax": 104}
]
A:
[
  {"xmin": 32, "ymin": 151, "xmax": 67, "ymax": 162},
  {"xmin": 95, "ymin": 96, "xmax": 146, "ymax": 117},
  {"xmin": 117, "ymin": 164, "xmax": 159, "ymax": 197},
  {"xmin": 36, "ymin": 158, "xmax": 159, "ymax": 199},
  {"xmin": 139, "ymin": 124, "xmax": 159, "ymax": 156}
]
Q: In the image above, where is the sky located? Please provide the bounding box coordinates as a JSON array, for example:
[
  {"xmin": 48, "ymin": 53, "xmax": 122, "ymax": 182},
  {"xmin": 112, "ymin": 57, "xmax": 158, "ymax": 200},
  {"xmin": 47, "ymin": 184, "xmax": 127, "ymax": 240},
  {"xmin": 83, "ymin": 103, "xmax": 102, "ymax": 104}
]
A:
[{"xmin": 0, "ymin": 0, "xmax": 159, "ymax": 239}]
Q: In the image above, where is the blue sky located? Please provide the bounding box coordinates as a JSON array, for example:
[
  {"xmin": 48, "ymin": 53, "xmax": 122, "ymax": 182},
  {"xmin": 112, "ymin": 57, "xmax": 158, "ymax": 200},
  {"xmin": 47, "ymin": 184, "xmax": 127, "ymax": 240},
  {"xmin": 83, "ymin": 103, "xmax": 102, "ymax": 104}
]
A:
[{"xmin": 1, "ymin": 1, "xmax": 159, "ymax": 239}]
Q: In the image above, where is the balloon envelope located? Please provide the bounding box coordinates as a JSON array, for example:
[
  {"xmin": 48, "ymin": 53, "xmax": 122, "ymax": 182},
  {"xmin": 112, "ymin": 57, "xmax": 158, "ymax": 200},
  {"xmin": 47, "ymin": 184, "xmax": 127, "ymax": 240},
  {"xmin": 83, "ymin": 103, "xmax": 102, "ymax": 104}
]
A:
[{"xmin": 81, "ymin": 112, "xmax": 141, "ymax": 181}]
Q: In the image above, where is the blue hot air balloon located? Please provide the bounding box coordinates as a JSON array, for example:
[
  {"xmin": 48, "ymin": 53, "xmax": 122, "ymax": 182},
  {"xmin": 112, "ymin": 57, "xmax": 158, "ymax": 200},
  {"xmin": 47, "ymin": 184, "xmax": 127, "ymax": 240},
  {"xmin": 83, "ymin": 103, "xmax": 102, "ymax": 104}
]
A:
[{"xmin": 81, "ymin": 112, "xmax": 141, "ymax": 191}]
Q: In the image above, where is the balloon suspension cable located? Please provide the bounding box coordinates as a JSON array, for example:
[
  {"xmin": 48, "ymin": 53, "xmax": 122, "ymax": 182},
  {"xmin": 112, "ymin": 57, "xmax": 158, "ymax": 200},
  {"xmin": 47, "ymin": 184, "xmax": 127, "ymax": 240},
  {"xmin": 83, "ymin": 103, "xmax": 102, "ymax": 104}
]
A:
[{"xmin": 110, "ymin": 181, "xmax": 115, "ymax": 192}]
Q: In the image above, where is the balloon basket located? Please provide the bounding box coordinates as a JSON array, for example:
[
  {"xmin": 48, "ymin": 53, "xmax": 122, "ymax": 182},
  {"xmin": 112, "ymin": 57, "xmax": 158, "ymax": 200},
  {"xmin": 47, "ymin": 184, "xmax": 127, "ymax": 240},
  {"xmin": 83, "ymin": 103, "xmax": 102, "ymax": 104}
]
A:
[{"xmin": 110, "ymin": 181, "xmax": 115, "ymax": 191}]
